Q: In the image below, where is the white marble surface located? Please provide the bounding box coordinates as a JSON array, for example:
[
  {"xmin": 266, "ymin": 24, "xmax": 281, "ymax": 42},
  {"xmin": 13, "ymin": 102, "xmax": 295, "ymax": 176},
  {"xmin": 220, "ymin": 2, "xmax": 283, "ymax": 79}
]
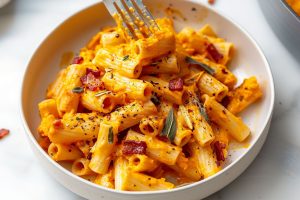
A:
[{"xmin": 0, "ymin": 0, "xmax": 299, "ymax": 199}]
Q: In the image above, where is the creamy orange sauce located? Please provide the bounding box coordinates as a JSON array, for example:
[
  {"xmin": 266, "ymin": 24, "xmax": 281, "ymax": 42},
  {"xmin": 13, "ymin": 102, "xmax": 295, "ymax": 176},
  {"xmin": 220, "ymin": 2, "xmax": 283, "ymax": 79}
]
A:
[
  {"xmin": 164, "ymin": 6, "xmax": 187, "ymax": 21},
  {"xmin": 163, "ymin": 169, "xmax": 194, "ymax": 186},
  {"xmin": 229, "ymin": 135, "xmax": 251, "ymax": 150},
  {"xmin": 286, "ymin": 0, "xmax": 300, "ymax": 16},
  {"xmin": 59, "ymin": 51, "xmax": 74, "ymax": 68}
]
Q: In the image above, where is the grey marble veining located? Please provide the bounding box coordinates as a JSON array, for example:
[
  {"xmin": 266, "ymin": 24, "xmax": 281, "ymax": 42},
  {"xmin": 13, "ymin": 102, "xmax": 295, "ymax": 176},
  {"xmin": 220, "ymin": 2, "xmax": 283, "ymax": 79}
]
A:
[{"xmin": 0, "ymin": 0, "xmax": 299, "ymax": 199}]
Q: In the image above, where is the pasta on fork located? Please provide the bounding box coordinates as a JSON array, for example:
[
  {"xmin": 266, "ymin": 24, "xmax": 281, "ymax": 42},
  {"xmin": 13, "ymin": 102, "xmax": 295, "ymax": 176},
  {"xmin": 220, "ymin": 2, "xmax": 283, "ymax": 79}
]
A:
[{"xmin": 37, "ymin": 16, "xmax": 262, "ymax": 191}]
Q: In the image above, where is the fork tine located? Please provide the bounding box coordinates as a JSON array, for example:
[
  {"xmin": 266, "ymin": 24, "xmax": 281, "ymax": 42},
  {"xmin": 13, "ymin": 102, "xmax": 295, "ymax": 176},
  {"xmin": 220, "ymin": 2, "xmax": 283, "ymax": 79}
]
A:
[
  {"xmin": 130, "ymin": 0, "xmax": 160, "ymax": 30},
  {"xmin": 123, "ymin": 0, "xmax": 153, "ymax": 36},
  {"xmin": 103, "ymin": 0, "xmax": 117, "ymax": 16},
  {"xmin": 104, "ymin": 0, "xmax": 135, "ymax": 38},
  {"xmin": 103, "ymin": 0, "xmax": 159, "ymax": 39},
  {"xmin": 119, "ymin": 0, "xmax": 148, "ymax": 38},
  {"xmin": 113, "ymin": 1, "xmax": 138, "ymax": 39}
]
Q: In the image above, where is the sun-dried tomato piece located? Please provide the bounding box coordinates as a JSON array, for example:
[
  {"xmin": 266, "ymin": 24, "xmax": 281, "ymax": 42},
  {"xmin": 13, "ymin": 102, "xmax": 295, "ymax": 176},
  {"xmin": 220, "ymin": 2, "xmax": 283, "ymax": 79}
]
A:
[
  {"xmin": 169, "ymin": 78, "xmax": 184, "ymax": 91},
  {"xmin": 156, "ymin": 135, "xmax": 169, "ymax": 142},
  {"xmin": 0, "ymin": 129, "xmax": 9, "ymax": 139},
  {"xmin": 72, "ymin": 56, "xmax": 84, "ymax": 64},
  {"xmin": 122, "ymin": 140, "xmax": 147, "ymax": 155},
  {"xmin": 39, "ymin": 137, "xmax": 51, "ymax": 150},
  {"xmin": 80, "ymin": 73, "xmax": 104, "ymax": 91},
  {"xmin": 53, "ymin": 119, "xmax": 63, "ymax": 129},
  {"xmin": 86, "ymin": 68, "xmax": 103, "ymax": 78},
  {"xmin": 213, "ymin": 141, "xmax": 226, "ymax": 162},
  {"xmin": 206, "ymin": 43, "xmax": 223, "ymax": 62},
  {"xmin": 208, "ymin": 0, "xmax": 215, "ymax": 5}
]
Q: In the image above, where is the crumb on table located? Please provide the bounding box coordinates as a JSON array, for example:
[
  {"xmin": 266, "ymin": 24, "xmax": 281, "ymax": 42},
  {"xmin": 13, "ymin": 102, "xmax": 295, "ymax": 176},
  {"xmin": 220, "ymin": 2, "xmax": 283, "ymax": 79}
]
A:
[
  {"xmin": 0, "ymin": 129, "xmax": 10, "ymax": 140},
  {"xmin": 208, "ymin": 0, "xmax": 215, "ymax": 5}
]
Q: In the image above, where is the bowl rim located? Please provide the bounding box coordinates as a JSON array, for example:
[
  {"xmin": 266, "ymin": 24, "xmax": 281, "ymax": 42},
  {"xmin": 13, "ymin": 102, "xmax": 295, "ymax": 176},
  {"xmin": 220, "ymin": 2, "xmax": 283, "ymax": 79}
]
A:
[
  {"xmin": 280, "ymin": 0, "xmax": 300, "ymax": 23},
  {"xmin": 20, "ymin": 0, "xmax": 275, "ymax": 196}
]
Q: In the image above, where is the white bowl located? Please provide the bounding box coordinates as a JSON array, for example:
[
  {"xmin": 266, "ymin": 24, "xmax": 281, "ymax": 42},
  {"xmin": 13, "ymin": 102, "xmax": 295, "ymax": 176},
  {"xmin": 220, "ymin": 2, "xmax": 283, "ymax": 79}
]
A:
[
  {"xmin": 20, "ymin": 0, "xmax": 275, "ymax": 199},
  {"xmin": 259, "ymin": 0, "xmax": 300, "ymax": 58}
]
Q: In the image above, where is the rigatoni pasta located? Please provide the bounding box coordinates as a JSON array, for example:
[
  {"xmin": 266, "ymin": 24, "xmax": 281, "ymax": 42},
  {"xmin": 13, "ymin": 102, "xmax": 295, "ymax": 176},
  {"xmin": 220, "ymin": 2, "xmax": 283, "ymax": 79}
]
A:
[
  {"xmin": 72, "ymin": 158, "xmax": 94, "ymax": 176},
  {"xmin": 226, "ymin": 76, "xmax": 262, "ymax": 114},
  {"xmin": 37, "ymin": 16, "xmax": 263, "ymax": 191}
]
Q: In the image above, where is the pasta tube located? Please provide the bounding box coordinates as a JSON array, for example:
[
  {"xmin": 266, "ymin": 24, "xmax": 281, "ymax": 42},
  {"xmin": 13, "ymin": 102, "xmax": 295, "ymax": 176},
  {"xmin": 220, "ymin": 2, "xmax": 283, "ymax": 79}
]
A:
[
  {"xmin": 93, "ymin": 47, "xmax": 143, "ymax": 79},
  {"xmin": 204, "ymin": 33, "xmax": 234, "ymax": 65},
  {"xmin": 203, "ymin": 94, "xmax": 251, "ymax": 142},
  {"xmin": 212, "ymin": 41, "xmax": 234, "ymax": 66},
  {"xmin": 81, "ymin": 90, "xmax": 125, "ymax": 113},
  {"xmin": 48, "ymin": 143, "xmax": 82, "ymax": 161},
  {"xmin": 192, "ymin": 56, "xmax": 237, "ymax": 89},
  {"xmin": 197, "ymin": 72, "xmax": 228, "ymax": 102},
  {"xmin": 184, "ymin": 89, "xmax": 215, "ymax": 146},
  {"xmin": 187, "ymin": 103, "xmax": 215, "ymax": 146},
  {"xmin": 89, "ymin": 121, "xmax": 119, "ymax": 174},
  {"xmin": 169, "ymin": 154, "xmax": 202, "ymax": 181},
  {"xmin": 48, "ymin": 112, "xmax": 103, "ymax": 144},
  {"xmin": 177, "ymin": 27, "xmax": 207, "ymax": 55},
  {"xmin": 123, "ymin": 171, "xmax": 174, "ymax": 191},
  {"xmin": 115, "ymin": 157, "xmax": 129, "ymax": 190},
  {"xmin": 127, "ymin": 154, "xmax": 159, "ymax": 173},
  {"xmin": 126, "ymin": 130, "xmax": 181, "ymax": 165},
  {"xmin": 141, "ymin": 76, "xmax": 183, "ymax": 105},
  {"xmin": 142, "ymin": 54, "xmax": 180, "ymax": 75},
  {"xmin": 174, "ymin": 109, "xmax": 192, "ymax": 147},
  {"xmin": 102, "ymin": 72, "xmax": 153, "ymax": 102},
  {"xmin": 189, "ymin": 141, "xmax": 220, "ymax": 178},
  {"xmin": 72, "ymin": 158, "xmax": 94, "ymax": 176},
  {"xmin": 38, "ymin": 99, "xmax": 59, "ymax": 118},
  {"xmin": 56, "ymin": 64, "xmax": 86, "ymax": 116},
  {"xmin": 101, "ymin": 30, "xmax": 126, "ymax": 48},
  {"xmin": 139, "ymin": 116, "xmax": 164, "ymax": 137},
  {"xmin": 110, "ymin": 101, "xmax": 157, "ymax": 132},
  {"xmin": 75, "ymin": 140, "xmax": 95, "ymax": 158},
  {"xmin": 199, "ymin": 24, "xmax": 217, "ymax": 37},
  {"xmin": 94, "ymin": 168, "xmax": 115, "ymax": 189},
  {"xmin": 47, "ymin": 68, "xmax": 67, "ymax": 99}
]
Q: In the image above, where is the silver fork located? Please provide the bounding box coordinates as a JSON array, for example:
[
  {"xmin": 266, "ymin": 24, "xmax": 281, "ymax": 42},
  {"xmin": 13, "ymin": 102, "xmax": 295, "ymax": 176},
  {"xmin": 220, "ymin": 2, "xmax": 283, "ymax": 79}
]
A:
[{"xmin": 103, "ymin": 0, "xmax": 159, "ymax": 39}]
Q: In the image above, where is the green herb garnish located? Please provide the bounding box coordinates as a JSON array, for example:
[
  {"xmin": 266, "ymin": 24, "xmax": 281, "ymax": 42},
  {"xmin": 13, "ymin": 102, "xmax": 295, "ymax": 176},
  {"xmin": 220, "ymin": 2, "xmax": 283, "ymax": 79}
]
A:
[
  {"xmin": 108, "ymin": 127, "xmax": 114, "ymax": 144},
  {"xmin": 199, "ymin": 102, "xmax": 210, "ymax": 123},
  {"xmin": 149, "ymin": 60, "xmax": 162, "ymax": 66},
  {"xmin": 192, "ymin": 96, "xmax": 210, "ymax": 123},
  {"xmin": 150, "ymin": 95, "xmax": 160, "ymax": 105},
  {"xmin": 72, "ymin": 87, "xmax": 84, "ymax": 94},
  {"xmin": 95, "ymin": 90, "xmax": 112, "ymax": 97},
  {"xmin": 185, "ymin": 56, "xmax": 215, "ymax": 75},
  {"xmin": 179, "ymin": 105, "xmax": 193, "ymax": 130},
  {"xmin": 123, "ymin": 55, "xmax": 130, "ymax": 61},
  {"xmin": 161, "ymin": 108, "xmax": 177, "ymax": 142}
]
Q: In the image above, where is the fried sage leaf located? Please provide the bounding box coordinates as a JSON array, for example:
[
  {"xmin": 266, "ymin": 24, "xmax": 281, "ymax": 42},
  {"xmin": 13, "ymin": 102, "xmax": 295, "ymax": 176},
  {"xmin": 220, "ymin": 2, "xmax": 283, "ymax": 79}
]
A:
[
  {"xmin": 150, "ymin": 95, "xmax": 160, "ymax": 105},
  {"xmin": 185, "ymin": 56, "xmax": 215, "ymax": 75},
  {"xmin": 95, "ymin": 90, "xmax": 112, "ymax": 97},
  {"xmin": 108, "ymin": 127, "xmax": 114, "ymax": 144},
  {"xmin": 72, "ymin": 87, "xmax": 84, "ymax": 94},
  {"xmin": 123, "ymin": 55, "xmax": 130, "ymax": 61},
  {"xmin": 192, "ymin": 96, "xmax": 210, "ymax": 123},
  {"xmin": 161, "ymin": 108, "xmax": 177, "ymax": 142}
]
